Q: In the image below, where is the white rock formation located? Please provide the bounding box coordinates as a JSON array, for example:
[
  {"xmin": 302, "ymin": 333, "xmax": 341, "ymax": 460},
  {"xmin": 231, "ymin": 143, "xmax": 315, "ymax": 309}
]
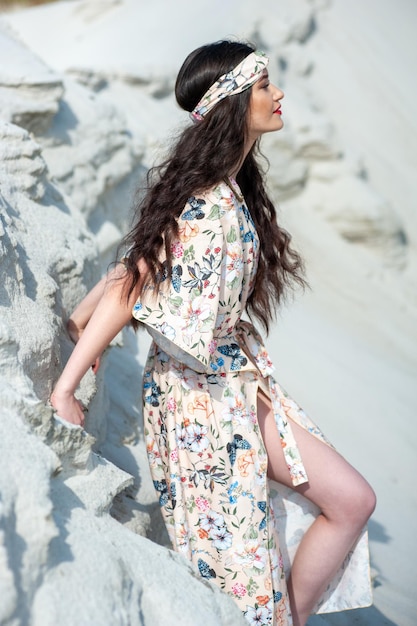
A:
[
  {"xmin": 1, "ymin": 0, "xmax": 416, "ymax": 624},
  {"xmin": 0, "ymin": 24, "xmax": 245, "ymax": 626},
  {"xmin": 0, "ymin": 23, "xmax": 63, "ymax": 134}
]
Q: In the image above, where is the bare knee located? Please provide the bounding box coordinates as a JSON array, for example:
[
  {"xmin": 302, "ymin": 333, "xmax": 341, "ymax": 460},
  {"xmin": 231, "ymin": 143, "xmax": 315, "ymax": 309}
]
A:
[
  {"xmin": 327, "ymin": 478, "xmax": 376, "ymax": 530},
  {"xmin": 352, "ymin": 481, "xmax": 377, "ymax": 524}
]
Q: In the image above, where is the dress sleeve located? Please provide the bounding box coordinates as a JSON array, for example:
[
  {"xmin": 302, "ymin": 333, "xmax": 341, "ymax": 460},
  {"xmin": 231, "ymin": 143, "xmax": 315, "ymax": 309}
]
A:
[{"xmin": 132, "ymin": 193, "xmax": 227, "ymax": 373}]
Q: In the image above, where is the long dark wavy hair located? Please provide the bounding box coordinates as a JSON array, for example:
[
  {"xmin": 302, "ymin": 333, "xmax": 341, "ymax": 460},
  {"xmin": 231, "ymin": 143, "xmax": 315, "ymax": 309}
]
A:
[{"xmin": 121, "ymin": 40, "xmax": 305, "ymax": 333}]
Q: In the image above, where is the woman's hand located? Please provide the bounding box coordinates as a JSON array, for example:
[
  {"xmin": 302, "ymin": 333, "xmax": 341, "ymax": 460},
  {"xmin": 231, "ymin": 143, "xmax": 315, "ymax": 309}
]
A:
[{"xmin": 50, "ymin": 389, "xmax": 86, "ymax": 428}]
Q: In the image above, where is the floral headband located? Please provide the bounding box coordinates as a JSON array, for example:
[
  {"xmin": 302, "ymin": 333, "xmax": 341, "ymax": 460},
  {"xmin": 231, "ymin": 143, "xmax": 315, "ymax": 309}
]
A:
[{"xmin": 190, "ymin": 51, "xmax": 269, "ymax": 122}]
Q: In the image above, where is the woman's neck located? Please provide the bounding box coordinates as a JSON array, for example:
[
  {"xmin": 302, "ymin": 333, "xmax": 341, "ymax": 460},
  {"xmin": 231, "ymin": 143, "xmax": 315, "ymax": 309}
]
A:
[{"xmin": 229, "ymin": 138, "xmax": 256, "ymax": 179}]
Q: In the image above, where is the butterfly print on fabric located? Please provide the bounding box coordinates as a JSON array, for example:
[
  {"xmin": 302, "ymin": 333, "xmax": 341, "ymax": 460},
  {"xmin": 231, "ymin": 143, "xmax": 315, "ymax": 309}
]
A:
[
  {"xmin": 241, "ymin": 203, "xmax": 256, "ymax": 227},
  {"xmin": 257, "ymin": 501, "xmax": 267, "ymax": 530},
  {"xmin": 144, "ymin": 380, "xmax": 161, "ymax": 407},
  {"xmin": 227, "ymin": 434, "xmax": 252, "ymax": 466},
  {"xmin": 171, "ymin": 264, "xmax": 183, "ymax": 293},
  {"xmin": 198, "ymin": 558, "xmax": 217, "ymax": 579},
  {"xmin": 153, "ymin": 479, "xmax": 177, "ymax": 509},
  {"xmin": 242, "ymin": 230, "xmax": 255, "ymax": 243},
  {"xmin": 182, "ymin": 196, "xmax": 206, "ymax": 220},
  {"xmin": 273, "ymin": 590, "xmax": 283, "ymax": 603},
  {"xmin": 156, "ymin": 262, "xmax": 182, "ymax": 293},
  {"xmin": 217, "ymin": 343, "xmax": 248, "ymax": 371},
  {"xmin": 240, "ymin": 206, "xmax": 257, "ymax": 244},
  {"xmin": 156, "ymin": 262, "xmax": 169, "ymax": 283}
]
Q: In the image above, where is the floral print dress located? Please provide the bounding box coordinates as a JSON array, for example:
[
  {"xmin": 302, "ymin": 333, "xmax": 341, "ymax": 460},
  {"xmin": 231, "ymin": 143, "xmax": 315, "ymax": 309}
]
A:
[{"xmin": 132, "ymin": 180, "xmax": 371, "ymax": 625}]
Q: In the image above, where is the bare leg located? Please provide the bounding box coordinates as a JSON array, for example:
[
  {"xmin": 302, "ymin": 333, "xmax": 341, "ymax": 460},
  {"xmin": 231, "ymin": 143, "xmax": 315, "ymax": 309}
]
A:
[{"xmin": 257, "ymin": 392, "xmax": 376, "ymax": 626}]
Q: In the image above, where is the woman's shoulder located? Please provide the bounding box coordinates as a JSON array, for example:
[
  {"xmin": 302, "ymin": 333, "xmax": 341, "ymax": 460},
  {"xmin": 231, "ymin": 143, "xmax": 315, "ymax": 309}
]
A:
[{"xmin": 180, "ymin": 179, "xmax": 244, "ymax": 221}]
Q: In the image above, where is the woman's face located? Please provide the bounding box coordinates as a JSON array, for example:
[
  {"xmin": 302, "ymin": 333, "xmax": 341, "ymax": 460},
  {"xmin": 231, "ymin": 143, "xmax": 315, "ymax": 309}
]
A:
[{"xmin": 247, "ymin": 70, "xmax": 284, "ymax": 141}]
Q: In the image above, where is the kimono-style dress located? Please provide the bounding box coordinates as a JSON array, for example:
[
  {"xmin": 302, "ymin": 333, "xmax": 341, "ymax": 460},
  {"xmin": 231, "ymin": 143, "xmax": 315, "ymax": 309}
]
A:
[{"xmin": 132, "ymin": 179, "xmax": 371, "ymax": 625}]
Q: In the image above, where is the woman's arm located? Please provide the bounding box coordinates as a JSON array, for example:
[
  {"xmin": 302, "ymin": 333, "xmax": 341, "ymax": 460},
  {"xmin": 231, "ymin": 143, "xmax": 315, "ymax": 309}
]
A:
[
  {"xmin": 66, "ymin": 265, "xmax": 126, "ymax": 342},
  {"xmin": 66, "ymin": 265, "xmax": 128, "ymax": 373},
  {"xmin": 50, "ymin": 264, "xmax": 144, "ymax": 427}
]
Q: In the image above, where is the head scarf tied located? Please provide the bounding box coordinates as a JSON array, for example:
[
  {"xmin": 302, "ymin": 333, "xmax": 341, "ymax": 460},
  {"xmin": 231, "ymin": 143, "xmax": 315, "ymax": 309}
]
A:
[{"xmin": 190, "ymin": 51, "xmax": 269, "ymax": 121}]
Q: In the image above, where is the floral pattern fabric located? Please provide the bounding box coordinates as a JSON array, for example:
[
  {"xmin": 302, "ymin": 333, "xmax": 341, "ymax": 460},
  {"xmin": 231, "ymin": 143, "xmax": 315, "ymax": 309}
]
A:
[
  {"xmin": 132, "ymin": 180, "xmax": 371, "ymax": 625},
  {"xmin": 191, "ymin": 51, "xmax": 269, "ymax": 121}
]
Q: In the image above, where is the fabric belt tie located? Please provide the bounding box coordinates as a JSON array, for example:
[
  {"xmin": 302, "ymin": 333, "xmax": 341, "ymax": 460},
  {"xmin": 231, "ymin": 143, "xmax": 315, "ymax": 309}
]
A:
[{"xmin": 235, "ymin": 320, "xmax": 309, "ymax": 487}]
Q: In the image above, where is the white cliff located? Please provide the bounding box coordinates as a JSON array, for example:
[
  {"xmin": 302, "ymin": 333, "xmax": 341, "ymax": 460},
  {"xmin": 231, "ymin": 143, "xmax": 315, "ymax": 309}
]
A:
[{"xmin": 0, "ymin": 23, "xmax": 245, "ymax": 626}]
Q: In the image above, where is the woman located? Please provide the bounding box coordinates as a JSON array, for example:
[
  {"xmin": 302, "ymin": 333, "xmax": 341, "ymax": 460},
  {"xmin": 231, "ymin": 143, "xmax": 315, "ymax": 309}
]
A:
[{"xmin": 51, "ymin": 40, "xmax": 376, "ymax": 626}]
